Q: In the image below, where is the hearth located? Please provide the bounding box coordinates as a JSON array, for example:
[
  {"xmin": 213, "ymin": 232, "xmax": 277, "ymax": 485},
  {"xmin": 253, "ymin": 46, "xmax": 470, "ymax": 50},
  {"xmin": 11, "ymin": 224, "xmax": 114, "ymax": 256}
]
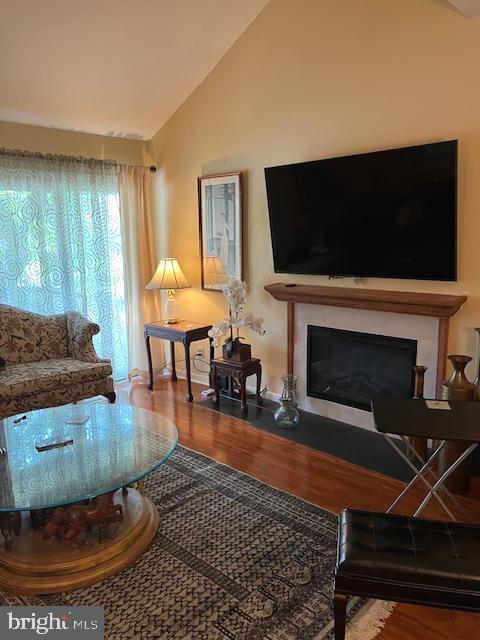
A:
[{"xmin": 307, "ymin": 326, "xmax": 417, "ymax": 411}]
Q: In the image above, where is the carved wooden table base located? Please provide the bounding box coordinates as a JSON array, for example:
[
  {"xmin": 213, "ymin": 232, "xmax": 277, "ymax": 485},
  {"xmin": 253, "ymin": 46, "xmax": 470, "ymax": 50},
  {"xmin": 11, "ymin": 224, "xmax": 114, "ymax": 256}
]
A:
[
  {"xmin": 0, "ymin": 488, "xmax": 159, "ymax": 595},
  {"xmin": 2, "ymin": 490, "xmax": 128, "ymax": 551}
]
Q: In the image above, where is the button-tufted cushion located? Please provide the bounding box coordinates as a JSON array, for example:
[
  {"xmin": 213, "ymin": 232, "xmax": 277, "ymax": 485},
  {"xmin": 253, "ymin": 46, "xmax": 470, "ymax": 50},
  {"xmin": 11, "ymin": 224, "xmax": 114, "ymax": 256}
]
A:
[{"xmin": 337, "ymin": 509, "xmax": 480, "ymax": 593}]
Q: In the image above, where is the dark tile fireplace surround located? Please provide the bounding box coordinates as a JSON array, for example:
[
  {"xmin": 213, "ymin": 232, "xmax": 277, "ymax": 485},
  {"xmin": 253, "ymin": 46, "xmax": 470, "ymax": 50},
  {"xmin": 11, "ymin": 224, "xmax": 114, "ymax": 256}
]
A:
[{"xmin": 307, "ymin": 325, "xmax": 417, "ymax": 411}]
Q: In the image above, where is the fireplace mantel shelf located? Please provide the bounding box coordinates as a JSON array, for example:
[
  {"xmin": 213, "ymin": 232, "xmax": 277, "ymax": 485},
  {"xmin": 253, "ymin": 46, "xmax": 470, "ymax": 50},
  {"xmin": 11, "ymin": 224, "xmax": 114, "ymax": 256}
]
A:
[{"xmin": 264, "ymin": 283, "xmax": 467, "ymax": 318}]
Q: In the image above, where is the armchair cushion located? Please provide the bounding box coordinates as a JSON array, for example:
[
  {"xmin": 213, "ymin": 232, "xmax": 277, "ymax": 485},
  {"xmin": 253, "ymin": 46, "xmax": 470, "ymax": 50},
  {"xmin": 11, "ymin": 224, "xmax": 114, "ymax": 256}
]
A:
[
  {"xmin": 0, "ymin": 358, "xmax": 113, "ymax": 400},
  {"xmin": 0, "ymin": 378, "xmax": 114, "ymax": 419},
  {"xmin": 66, "ymin": 312, "xmax": 103, "ymax": 363},
  {"xmin": 0, "ymin": 305, "xmax": 68, "ymax": 365}
]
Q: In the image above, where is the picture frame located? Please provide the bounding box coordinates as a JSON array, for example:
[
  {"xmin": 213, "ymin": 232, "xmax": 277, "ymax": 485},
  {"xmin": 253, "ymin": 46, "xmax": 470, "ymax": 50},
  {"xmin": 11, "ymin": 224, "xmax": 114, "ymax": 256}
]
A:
[{"xmin": 198, "ymin": 172, "xmax": 243, "ymax": 291}]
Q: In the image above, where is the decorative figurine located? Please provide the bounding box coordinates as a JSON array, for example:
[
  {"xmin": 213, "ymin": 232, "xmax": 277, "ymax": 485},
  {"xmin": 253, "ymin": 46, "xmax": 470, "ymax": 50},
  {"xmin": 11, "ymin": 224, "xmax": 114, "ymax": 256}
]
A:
[
  {"xmin": 41, "ymin": 492, "xmax": 124, "ymax": 547},
  {"xmin": 0, "ymin": 512, "xmax": 22, "ymax": 550},
  {"xmin": 42, "ymin": 508, "xmax": 67, "ymax": 540}
]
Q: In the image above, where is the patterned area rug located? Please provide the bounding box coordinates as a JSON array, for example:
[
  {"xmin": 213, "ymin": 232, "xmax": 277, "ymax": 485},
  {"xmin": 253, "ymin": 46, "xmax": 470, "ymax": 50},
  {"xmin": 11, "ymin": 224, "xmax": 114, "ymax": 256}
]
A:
[{"xmin": 0, "ymin": 447, "xmax": 379, "ymax": 639}]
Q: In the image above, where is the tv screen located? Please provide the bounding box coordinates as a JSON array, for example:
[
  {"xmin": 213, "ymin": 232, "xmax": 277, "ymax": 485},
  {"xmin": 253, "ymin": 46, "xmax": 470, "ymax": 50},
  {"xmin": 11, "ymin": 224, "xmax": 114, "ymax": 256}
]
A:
[{"xmin": 265, "ymin": 140, "xmax": 457, "ymax": 281}]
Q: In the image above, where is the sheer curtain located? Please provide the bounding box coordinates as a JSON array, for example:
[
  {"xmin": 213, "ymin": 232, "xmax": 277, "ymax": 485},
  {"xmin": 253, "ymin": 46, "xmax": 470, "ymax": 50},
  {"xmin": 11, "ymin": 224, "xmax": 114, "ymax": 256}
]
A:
[
  {"xmin": 117, "ymin": 165, "xmax": 161, "ymax": 379},
  {"xmin": 0, "ymin": 149, "xmax": 128, "ymax": 380}
]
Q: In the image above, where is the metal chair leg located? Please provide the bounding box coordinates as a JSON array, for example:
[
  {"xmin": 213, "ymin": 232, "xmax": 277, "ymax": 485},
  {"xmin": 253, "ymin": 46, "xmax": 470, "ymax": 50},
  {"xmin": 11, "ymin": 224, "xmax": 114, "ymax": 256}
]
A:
[
  {"xmin": 414, "ymin": 443, "xmax": 478, "ymax": 517},
  {"xmin": 384, "ymin": 434, "xmax": 456, "ymax": 520}
]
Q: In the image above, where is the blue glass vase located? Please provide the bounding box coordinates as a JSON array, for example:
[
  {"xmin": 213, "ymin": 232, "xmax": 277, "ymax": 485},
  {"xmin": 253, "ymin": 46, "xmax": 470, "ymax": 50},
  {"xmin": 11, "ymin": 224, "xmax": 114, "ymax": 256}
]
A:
[{"xmin": 274, "ymin": 398, "xmax": 300, "ymax": 430}]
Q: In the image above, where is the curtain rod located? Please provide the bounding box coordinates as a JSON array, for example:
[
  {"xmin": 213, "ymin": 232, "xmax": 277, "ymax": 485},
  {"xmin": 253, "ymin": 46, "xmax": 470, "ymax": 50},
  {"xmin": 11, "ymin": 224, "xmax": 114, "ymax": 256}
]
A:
[
  {"xmin": 119, "ymin": 162, "xmax": 157, "ymax": 173},
  {"xmin": 0, "ymin": 148, "xmax": 157, "ymax": 172}
]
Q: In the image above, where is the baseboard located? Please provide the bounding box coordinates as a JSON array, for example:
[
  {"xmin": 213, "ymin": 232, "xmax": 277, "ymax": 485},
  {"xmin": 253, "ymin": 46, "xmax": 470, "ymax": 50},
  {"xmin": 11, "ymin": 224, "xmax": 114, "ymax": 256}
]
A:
[
  {"xmin": 261, "ymin": 389, "xmax": 279, "ymax": 403},
  {"xmin": 177, "ymin": 366, "xmax": 209, "ymax": 387}
]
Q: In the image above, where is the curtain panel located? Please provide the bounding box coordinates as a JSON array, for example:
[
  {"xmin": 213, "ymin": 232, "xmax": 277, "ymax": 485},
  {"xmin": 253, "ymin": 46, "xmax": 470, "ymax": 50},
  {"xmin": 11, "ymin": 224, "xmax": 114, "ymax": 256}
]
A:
[
  {"xmin": 116, "ymin": 165, "xmax": 161, "ymax": 379},
  {"xmin": 0, "ymin": 149, "xmax": 129, "ymax": 379}
]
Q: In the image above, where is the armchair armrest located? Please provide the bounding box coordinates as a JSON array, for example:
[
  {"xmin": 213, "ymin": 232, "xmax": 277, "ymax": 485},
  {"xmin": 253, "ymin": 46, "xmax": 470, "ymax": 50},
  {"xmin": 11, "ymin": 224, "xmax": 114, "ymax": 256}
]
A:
[{"xmin": 66, "ymin": 312, "xmax": 110, "ymax": 364}]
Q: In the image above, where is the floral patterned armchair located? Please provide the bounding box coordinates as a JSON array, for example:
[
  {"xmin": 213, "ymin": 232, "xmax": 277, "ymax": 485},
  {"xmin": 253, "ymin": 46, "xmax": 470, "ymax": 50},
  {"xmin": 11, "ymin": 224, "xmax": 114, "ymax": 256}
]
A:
[{"xmin": 0, "ymin": 305, "xmax": 115, "ymax": 419}]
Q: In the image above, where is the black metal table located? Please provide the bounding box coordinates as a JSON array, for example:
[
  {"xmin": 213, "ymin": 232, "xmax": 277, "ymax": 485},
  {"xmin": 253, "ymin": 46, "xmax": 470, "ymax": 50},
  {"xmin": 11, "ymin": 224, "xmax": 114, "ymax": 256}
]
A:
[{"xmin": 372, "ymin": 397, "xmax": 480, "ymax": 521}]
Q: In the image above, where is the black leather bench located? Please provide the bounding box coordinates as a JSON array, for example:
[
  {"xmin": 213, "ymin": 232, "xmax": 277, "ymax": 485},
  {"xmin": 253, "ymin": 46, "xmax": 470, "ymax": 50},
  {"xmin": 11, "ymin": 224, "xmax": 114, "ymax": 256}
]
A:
[{"xmin": 333, "ymin": 508, "xmax": 480, "ymax": 640}]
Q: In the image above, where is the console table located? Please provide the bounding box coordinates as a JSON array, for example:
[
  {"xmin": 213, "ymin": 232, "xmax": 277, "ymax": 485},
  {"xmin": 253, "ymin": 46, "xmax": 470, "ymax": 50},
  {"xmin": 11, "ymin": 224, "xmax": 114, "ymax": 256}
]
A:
[
  {"xmin": 211, "ymin": 357, "xmax": 263, "ymax": 416},
  {"xmin": 144, "ymin": 320, "xmax": 213, "ymax": 402}
]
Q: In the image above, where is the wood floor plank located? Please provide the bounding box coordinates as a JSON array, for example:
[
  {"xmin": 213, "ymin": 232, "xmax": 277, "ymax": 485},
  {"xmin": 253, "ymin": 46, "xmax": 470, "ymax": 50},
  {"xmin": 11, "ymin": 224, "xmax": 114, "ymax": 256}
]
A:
[{"xmin": 119, "ymin": 377, "xmax": 480, "ymax": 639}]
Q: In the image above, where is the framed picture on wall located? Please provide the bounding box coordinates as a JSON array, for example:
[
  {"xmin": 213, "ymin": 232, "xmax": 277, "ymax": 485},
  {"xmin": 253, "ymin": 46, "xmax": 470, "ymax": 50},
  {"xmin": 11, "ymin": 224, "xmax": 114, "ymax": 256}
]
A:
[{"xmin": 198, "ymin": 172, "xmax": 243, "ymax": 291}]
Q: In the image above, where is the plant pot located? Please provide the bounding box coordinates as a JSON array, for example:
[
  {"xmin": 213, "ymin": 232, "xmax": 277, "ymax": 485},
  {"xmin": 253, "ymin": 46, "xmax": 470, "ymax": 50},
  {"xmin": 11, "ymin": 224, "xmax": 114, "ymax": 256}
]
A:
[{"xmin": 222, "ymin": 342, "xmax": 251, "ymax": 363}]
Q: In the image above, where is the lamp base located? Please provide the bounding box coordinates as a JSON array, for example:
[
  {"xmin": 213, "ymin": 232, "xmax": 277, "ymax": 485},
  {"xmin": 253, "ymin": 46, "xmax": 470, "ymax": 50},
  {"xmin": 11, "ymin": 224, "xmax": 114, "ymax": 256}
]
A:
[{"xmin": 164, "ymin": 290, "xmax": 178, "ymax": 324}]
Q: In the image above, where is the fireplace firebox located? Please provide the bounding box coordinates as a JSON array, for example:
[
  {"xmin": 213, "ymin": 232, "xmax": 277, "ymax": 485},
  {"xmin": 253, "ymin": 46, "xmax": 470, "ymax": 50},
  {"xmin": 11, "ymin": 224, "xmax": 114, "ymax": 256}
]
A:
[{"xmin": 307, "ymin": 326, "xmax": 417, "ymax": 411}]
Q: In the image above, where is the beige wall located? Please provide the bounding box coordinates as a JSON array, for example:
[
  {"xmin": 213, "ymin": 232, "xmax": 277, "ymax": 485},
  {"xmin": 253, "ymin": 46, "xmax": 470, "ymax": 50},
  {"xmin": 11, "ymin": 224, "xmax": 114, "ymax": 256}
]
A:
[
  {"xmin": 149, "ymin": 0, "xmax": 480, "ymax": 392},
  {"xmin": 0, "ymin": 120, "xmax": 147, "ymax": 165}
]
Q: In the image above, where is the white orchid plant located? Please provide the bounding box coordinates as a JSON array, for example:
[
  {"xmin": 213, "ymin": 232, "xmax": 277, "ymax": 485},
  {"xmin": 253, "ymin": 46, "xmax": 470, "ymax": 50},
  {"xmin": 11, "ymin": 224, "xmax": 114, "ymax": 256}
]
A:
[{"xmin": 208, "ymin": 278, "xmax": 265, "ymax": 355}]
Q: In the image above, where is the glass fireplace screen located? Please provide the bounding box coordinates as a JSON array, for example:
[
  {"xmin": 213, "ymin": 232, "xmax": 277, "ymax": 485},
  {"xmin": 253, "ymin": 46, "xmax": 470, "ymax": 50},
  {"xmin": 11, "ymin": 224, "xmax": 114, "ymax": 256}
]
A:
[{"xmin": 307, "ymin": 325, "xmax": 417, "ymax": 411}]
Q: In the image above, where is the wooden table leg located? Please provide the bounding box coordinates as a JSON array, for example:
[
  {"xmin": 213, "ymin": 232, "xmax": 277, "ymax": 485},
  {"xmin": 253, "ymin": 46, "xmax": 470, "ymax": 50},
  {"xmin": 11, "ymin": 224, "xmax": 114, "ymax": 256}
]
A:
[
  {"xmin": 333, "ymin": 593, "xmax": 348, "ymax": 640},
  {"xmin": 145, "ymin": 335, "xmax": 154, "ymax": 391},
  {"xmin": 240, "ymin": 374, "xmax": 248, "ymax": 416},
  {"xmin": 170, "ymin": 341, "xmax": 177, "ymax": 382},
  {"xmin": 256, "ymin": 363, "xmax": 263, "ymax": 406},
  {"xmin": 208, "ymin": 337, "xmax": 214, "ymax": 388},
  {"xmin": 213, "ymin": 369, "xmax": 220, "ymax": 406},
  {"xmin": 184, "ymin": 340, "xmax": 193, "ymax": 402}
]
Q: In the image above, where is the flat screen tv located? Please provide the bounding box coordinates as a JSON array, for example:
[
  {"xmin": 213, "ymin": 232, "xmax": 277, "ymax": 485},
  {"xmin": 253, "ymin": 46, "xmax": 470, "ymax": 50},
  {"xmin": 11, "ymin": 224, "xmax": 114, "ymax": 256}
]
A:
[{"xmin": 265, "ymin": 140, "xmax": 457, "ymax": 281}]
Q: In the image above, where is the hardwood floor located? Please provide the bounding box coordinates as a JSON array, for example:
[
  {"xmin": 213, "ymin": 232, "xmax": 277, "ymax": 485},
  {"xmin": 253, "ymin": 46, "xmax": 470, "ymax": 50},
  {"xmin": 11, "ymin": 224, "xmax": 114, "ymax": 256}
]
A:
[{"xmin": 119, "ymin": 377, "xmax": 480, "ymax": 639}]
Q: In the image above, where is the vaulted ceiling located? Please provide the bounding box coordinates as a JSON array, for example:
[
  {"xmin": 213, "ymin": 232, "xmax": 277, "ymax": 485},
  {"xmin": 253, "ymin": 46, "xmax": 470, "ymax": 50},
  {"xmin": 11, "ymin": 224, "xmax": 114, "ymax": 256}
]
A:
[
  {"xmin": 0, "ymin": 0, "xmax": 269, "ymax": 139},
  {"xmin": 1, "ymin": 1, "xmax": 478, "ymax": 140}
]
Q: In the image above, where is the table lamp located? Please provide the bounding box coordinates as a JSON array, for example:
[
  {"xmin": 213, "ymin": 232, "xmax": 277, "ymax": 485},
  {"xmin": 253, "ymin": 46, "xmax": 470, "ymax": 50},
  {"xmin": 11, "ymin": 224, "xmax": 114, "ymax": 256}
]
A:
[{"xmin": 146, "ymin": 258, "xmax": 191, "ymax": 324}]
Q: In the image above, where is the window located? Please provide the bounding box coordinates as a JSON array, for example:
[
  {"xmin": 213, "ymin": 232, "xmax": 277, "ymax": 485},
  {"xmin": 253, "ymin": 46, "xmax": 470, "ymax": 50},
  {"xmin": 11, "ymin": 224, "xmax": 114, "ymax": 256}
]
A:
[{"xmin": 0, "ymin": 151, "xmax": 128, "ymax": 380}]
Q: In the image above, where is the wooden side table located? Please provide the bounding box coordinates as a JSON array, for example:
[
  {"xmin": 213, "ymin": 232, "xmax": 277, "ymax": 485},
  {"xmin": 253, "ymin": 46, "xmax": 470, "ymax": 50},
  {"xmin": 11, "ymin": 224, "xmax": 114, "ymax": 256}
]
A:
[
  {"xmin": 144, "ymin": 321, "xmax": 213, "ymax": 402},
  {"xmin": 211, "ymin": 357, "xmax": 263, "ymax": 416}
]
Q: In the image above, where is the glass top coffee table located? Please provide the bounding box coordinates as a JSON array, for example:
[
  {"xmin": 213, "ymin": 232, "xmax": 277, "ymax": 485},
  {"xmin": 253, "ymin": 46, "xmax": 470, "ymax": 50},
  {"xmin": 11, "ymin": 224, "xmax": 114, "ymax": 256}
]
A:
[{"xmin": 0, "ymin": 403, "xmax": 178, "ymax": 595}]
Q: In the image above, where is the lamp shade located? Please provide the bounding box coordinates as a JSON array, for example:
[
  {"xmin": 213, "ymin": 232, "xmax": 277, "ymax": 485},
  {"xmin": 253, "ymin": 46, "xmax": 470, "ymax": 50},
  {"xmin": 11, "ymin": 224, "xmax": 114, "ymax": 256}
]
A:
[{"xmin": 146, "ymin": 258, "xmax": 191, "ymax": 290}]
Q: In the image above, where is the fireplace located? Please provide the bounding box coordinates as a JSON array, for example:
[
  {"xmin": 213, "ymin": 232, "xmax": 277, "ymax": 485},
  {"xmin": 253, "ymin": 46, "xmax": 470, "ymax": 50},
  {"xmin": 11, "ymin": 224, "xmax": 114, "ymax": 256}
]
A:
[{"xmin": 307, "ymin": 326, "xmax": 417, "ymax": 411}]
